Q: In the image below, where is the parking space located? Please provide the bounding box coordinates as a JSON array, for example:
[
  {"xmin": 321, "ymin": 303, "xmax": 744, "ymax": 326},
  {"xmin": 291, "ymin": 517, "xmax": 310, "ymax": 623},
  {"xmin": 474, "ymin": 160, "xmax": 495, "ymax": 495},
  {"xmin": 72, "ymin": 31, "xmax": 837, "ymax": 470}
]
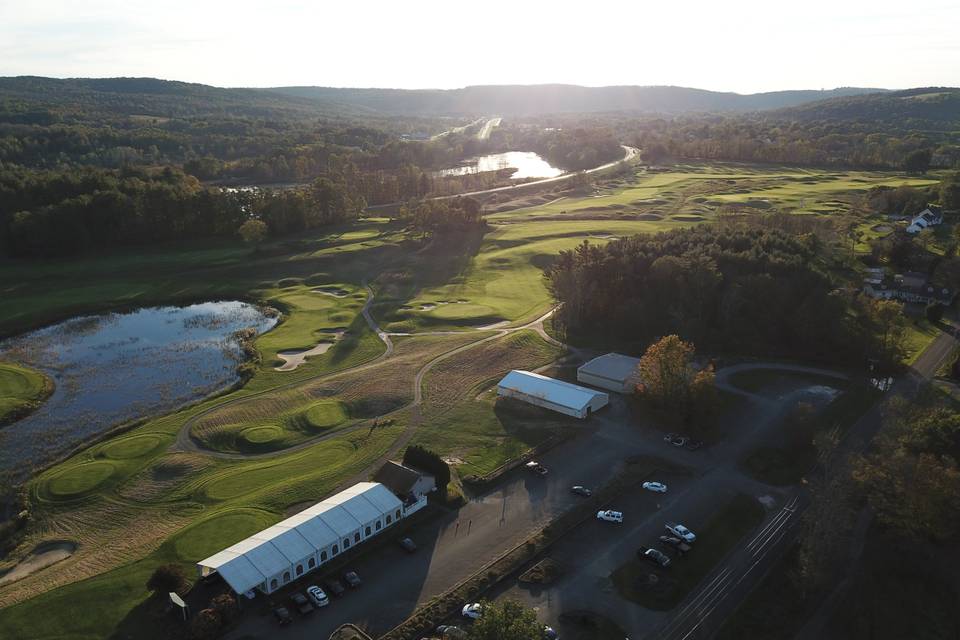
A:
[{"xmin": 224, "ymin": 371, "xmax": 820, "ymax": 640}]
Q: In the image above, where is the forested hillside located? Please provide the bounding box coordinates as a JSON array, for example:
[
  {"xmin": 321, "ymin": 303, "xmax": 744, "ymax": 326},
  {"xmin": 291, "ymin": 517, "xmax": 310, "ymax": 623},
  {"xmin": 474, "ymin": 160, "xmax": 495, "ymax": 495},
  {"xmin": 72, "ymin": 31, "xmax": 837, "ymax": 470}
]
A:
[{"xmin": 270, "ymin": 84, "xmax": 885, "ymax": 116}]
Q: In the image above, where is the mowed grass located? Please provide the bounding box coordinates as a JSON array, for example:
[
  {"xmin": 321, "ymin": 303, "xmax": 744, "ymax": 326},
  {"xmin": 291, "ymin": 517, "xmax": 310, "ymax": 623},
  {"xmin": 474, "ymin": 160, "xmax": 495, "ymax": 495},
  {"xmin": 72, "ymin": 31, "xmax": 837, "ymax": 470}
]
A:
[
  {"xmin": 0, "ymin": 362, "xmax": 52, "ymax": 424},
  {"xmin": 904, "ymin": 319, "xmax": 940, "ymax": 365}
]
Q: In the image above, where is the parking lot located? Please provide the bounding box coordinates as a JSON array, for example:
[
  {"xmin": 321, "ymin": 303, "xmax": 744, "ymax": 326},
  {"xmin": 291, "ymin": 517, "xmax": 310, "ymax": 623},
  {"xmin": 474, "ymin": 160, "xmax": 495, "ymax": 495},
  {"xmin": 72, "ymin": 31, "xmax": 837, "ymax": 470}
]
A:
[{"xmin": 225, "ymin": 366, "xmax": 842, "ymax": 640}]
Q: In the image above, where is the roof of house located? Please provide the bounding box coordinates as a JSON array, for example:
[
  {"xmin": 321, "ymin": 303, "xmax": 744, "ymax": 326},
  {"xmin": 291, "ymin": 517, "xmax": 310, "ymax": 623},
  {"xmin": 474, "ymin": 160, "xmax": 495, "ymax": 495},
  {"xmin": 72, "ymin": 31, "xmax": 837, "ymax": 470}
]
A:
[
  {"xmin": 497, "ymin": 370, "xmax": 608, "ymax": 410},
  {"xmin": 198, "ymin": 482, "xmax": 402, "ymax": 594},
  {"xmin": 577, "ymin": 353, "xmax": 642, "ymax": 384},
  {"xmin": 373, "ymin": 461, "xmax": 423, "ymax": 496}
]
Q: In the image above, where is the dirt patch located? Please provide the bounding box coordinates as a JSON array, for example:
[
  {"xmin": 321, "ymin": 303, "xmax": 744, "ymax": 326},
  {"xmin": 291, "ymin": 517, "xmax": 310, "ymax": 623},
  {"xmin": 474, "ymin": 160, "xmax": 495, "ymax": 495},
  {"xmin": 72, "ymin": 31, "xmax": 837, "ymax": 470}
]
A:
[
  {"xmin": 274, "ymin": 330, "xmax": 346, "ymax": 371},
  {"xmin": 871, "ymin": 224, "xmax": 893, "ymax": 234},
  {"xmin": 0, "ymin": 541, "xmax": 77, "ymax": 585}
]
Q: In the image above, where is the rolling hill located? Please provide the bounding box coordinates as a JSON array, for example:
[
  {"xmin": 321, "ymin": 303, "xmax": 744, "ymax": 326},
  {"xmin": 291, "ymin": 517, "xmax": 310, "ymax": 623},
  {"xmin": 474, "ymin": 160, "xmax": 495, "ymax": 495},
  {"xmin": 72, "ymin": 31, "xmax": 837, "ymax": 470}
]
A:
[{"xmin": 268, "ymin": 84, "xmax": 888, "ymax": 116}]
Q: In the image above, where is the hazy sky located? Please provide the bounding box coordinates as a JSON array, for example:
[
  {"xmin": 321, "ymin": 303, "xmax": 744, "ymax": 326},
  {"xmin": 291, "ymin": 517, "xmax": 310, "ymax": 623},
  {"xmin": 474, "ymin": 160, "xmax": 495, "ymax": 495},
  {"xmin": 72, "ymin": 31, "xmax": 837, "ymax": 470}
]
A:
[{"xmin": 1, "ymin": 0, "xmax": 958, "ymax": 92}]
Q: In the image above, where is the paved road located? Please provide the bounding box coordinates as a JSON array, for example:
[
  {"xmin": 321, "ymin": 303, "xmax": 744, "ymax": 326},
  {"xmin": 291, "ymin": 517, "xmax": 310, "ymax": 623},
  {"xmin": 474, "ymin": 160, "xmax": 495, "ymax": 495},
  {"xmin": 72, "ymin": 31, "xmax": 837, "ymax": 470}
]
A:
[
  {"xmin": 647, "ymin": 322, "xmax": 959, "ymax": 640},
  {"xmin": 224, "ymin": 361, "xmax": 848, "ymax": 639},
  {"xmin": 489, "ymin": 370, "xmax": 838, "ymax": 638},
  {"xmin": 476, "ymin": 117, "xmax": 501, "ymax": 140},
  {"xmin": 224, "ymin": 396, "xmax": 683, "ymax": 640}
]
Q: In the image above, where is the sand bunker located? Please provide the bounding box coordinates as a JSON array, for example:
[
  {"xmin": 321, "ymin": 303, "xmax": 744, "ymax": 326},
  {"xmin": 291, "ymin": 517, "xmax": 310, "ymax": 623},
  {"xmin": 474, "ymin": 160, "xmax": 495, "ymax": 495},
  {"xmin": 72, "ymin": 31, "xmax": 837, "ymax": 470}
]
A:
[
  {"xmin": 274, "ymin": 331, "xmax": 346, "ymax": 371},
  {"xmin": 0, "ymin": 541, "xmax": 76, "ymax": 585},
  {"xmin": 312, "ymin": 286, "xmax": 350, "ymax": 298}
]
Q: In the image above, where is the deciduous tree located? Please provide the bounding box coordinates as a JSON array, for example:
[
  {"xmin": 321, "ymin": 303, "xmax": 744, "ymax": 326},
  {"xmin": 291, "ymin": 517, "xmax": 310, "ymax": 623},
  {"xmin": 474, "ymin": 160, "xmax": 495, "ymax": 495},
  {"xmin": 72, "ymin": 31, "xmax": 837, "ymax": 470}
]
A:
[{"xmin": 466, "ymin": 600, "xmax": 545, "ymax": 640}]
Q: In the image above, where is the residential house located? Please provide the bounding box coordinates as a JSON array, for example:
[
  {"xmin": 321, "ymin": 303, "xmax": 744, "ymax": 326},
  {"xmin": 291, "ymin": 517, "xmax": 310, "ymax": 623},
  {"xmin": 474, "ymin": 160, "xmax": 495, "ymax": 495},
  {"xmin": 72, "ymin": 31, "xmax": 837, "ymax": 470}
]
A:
[
  {"xmin": 862, "ymin": 269, "xmax": 954, "ymax": 306},
  {"xmin": 906, "ymin": 205, "xmax": 944, "ymax": 234}
]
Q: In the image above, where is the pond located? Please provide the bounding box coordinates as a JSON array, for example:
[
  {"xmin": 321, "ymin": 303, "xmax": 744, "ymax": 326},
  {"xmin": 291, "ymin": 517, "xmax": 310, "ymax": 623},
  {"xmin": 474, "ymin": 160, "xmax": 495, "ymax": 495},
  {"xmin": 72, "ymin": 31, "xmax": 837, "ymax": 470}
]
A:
[
  {"xmin": 436, "ymin": 151, "xmax": 564, "ymax": 180},
  {"xmin": 0, "ymin": 301, "xmax": 276, "ymax": 480}
]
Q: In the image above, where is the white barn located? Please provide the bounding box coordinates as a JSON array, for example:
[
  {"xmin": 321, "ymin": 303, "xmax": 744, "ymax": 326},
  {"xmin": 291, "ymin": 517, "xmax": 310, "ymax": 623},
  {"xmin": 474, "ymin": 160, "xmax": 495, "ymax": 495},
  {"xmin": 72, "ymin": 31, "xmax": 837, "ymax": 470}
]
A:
[
  {"xmin": 497, "ymin": 370, "xmax": 609, "ymax": 419},
  {"xmin": 577, "ymin": 353, "xmax": 642, "ymax": 393},
  {"xmin": 197, "ymin": 482, "xmax": 405, "ymax": 595}
]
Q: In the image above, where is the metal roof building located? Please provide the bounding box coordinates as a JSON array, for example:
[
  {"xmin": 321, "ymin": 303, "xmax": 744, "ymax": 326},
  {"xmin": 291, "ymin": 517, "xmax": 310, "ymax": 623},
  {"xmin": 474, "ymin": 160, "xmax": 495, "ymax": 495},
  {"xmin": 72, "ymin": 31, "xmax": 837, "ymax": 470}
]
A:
[
  {"xmin": 197, "ymin": 482, "xmax": 404, "ymax": 595},
  {"xmin": 577, "ymin": 353, "xmax": 642, "ymax": 393},
  {"xmin": 497, "ymin": 370, "xmax": 609, "ymax": 419}
]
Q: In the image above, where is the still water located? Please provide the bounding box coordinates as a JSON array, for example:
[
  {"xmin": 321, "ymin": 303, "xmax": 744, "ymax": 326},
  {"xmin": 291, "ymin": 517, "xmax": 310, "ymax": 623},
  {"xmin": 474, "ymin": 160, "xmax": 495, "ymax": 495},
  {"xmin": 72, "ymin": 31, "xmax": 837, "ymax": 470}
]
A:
[
  {"xmin": 0, "ymin": 301, "xmax": 276, "ymax": 479},
  {"xmin": 437, "ymin": 151, "xmax": 563, "ymax": 180}
]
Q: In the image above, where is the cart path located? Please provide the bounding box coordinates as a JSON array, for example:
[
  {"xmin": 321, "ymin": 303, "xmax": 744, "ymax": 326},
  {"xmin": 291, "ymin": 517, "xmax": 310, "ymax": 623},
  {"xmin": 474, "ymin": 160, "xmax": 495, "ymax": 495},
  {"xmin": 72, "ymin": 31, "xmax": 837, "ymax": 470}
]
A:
[{"xmin": 171, "ymin": 295, "xmax": 568, "ymax": 461}]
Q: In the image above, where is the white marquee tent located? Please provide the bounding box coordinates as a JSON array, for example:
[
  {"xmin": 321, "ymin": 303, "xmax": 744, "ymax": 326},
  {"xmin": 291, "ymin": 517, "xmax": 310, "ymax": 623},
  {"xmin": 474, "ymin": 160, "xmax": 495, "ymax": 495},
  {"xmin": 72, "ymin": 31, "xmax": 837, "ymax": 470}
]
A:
[
  {"xmin": 197, "ymin": 482, "xmax": 404, "ymax": 595},
  {"xmin": 497, "ymin": 369, "xmax": 609, "ymax": 419}
]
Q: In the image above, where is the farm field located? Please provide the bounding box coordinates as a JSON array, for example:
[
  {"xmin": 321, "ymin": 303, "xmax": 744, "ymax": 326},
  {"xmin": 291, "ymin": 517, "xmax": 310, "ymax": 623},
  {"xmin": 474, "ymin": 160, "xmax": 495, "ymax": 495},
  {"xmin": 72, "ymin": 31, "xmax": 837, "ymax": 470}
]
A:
[{"xmin": 0, "ymin": 161, "xmax": 941, "ymax": 639}]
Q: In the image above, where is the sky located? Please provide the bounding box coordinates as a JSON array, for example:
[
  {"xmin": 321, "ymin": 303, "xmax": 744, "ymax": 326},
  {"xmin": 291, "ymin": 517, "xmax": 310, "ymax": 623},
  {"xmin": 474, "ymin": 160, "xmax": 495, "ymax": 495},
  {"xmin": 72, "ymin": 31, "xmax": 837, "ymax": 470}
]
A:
[{"xmin": 1, "ymin": 0, "xmax": 959, "ymax": 93}]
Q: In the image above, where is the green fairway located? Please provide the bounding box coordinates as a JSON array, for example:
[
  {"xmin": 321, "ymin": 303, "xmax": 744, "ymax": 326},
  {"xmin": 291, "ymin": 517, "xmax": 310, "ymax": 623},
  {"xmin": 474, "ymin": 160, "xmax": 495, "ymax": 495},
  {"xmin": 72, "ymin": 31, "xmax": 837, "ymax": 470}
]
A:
[
  {"xmin": 0, "ymin": 362, "xmax": 52, "ymax": 425},
  {"xmin": 172, "ymin": 508, "xmax": 278, "ymax": 561}
]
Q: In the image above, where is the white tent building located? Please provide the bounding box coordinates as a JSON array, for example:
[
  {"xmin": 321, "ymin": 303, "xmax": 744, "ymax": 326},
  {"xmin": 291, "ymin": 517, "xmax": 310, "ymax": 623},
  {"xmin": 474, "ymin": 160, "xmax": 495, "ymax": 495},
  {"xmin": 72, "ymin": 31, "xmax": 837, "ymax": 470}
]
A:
[
  {"xmin": 497, "ymin": 370, "xmax": 609, "ymax": 419},
  {"xmin": 577, "ymin": 353, "xmax": 642, "ymax": 393},
  {"xmin": 197, "ymin": 482, "xmax": 404, "ymax": 595}
]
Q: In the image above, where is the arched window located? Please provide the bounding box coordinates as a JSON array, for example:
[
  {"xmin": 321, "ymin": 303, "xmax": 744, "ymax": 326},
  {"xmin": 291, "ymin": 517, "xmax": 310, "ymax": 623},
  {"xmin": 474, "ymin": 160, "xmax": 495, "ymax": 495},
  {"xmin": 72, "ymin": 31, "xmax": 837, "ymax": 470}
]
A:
[
  {"xmin": 320, "ymin": 550, "xmax": 328, "ymax": 562},
  {"xmin": 354, "ymin": 532, "xmax": 361, "ymax": 543},
  {"xmin": 270, "ymin": 579, "xmax": 278, "ymax": 591},
  {"xmin": 386, "ymin": 514, "xmax": 392, "ymax": 524},
  {"xmin": 375, "ymin": 521, "xmax": 382, "ymax": 531},
  {"xmin": 343, "ymin": 538, "xmax": 350, "ymax": 549},
  {"xmin": 365, "ymin": 526, "xmax": 371, "ymax": 536},
  {"xmin": 308, "ymin": 558, "xmax": 316, "ymax": 569},
  {"xmin": 283, "ymin": 571, "xmax": 291, "ymax": 583},
  {"xmin": 332, "ymin": 544, "xmax": 338, "ymax": 555},
  {"xmin": 296, "ymin": 564, "xmax": 303, "ymax": 576},
  {"xmin": 396, "ymin": 509, "xmax": 402, "ymax": 520}
]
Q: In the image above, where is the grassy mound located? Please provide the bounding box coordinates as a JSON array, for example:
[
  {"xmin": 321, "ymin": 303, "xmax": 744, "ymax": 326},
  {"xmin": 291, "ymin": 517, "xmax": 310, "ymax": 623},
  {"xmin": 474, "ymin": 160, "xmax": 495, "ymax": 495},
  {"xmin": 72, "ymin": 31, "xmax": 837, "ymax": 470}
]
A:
[
  {"xmin": 45, "ymin": 462, "xmax": 117, "ymax": 499},
  {"xmin": 302, "ymin": 401, "xmax": 348, "ymax": 430},
  {"xmin": 172, "ymin": 509, "xmax": 278, "ymax": 561},
  {"xmin": 239, "ymin": 424, "xmax": 284, "ymax": 445},
  {"xmin": 0, "ymin": 362, "xmax": 53, "ymax": 425},
  {"xmin": 100, "ymin": 434, "xmax": 164, "ymax": 460}
]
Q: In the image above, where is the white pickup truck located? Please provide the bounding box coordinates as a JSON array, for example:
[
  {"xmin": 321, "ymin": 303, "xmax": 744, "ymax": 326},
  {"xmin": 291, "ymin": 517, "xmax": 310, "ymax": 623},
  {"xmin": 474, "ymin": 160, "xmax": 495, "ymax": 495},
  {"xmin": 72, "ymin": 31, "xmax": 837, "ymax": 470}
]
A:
[{"xmin": 665, "ymin": 522, "xmax": 697, "ymax": 543}]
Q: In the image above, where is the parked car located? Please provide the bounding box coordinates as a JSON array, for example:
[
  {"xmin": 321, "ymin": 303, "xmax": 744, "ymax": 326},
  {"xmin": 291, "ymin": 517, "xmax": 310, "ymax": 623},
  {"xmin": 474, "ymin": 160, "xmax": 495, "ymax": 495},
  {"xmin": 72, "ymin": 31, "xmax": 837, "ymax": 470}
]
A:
[
  {"xmin": 306, "ymin": 585, "xmax": 329, "ymax": 607},
  {"xmin": 462, "ymin": 602, "xmax": 484, "ymax": 619},
  {"xmin": 290, "ymin": 592, "xmax": 314, "ymax": 615},
  {"xmin": 543, "ymin": 625, "xmax": 559, "ymax": 639},
  {"xmin": 685, "ymin": 439, "xmax": 703, "ymax": 451},
  {"xmin": 526, "ymin": 461, "xmax": 548, "ymax": 476},
  {"xmin": 663, "ymin": 433, "xmax": 677, "ymax": 442},
  {"xmin": 343, "ymin": 570, "xmax": 362, "ymax": 588},
  {"xmin": 659, "ymin": 535, "xmax": 691, "ymax": 552},
  {"xmin": 272, "ymin": 606, "xmax": 293, "ymax": 625},
  {"xmin": 665, "ymin": 522, "xmax": 697, "ymax": 543},
  {"xmin": 637, "ymin": 546, "xmax": 671, "ymax": 567},
  {"xmin": 597, "ymin": 510, "xmax": 623, "ymax": 523},
  {"xmin": 570, "ymin": 485, "xmax": 592, "ymax": 497},
  {"xmin": 671, "ymin": 436, "xmax": 688, "ymax": 447},
  {"xmin": 436, "ymin": 625, "xmax": 467, "ymax": 639},
  {"xmin": 398, "ymin": 537, "xmax": 417, "ymax": 553},
  {"xmin": 642, "ymin": 481, "xmax": 668, "ymax": 493},
  {"xmin": 324, "ymin": 579, "xmax": 346, "ymax": 597}
]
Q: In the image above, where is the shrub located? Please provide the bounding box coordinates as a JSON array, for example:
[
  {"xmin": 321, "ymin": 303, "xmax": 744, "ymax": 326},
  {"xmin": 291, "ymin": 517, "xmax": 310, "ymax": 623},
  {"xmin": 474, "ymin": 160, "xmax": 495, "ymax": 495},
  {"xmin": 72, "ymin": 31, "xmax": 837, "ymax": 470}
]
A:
[
  {"xmin": 146, "ymin": 563, "xmax": 187, "ymax": 596},
  {"xmin": 926, "ymin": 303, "xmax": 944, "ymax": 323},
  {"xmin": 189, "ymin": 608, "xmax": 221, "ymax": 640}
]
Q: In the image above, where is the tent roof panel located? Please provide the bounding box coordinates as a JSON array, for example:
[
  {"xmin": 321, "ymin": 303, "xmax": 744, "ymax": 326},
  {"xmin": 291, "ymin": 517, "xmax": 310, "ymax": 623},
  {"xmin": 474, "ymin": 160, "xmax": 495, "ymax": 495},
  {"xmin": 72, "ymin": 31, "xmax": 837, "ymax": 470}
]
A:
[{"xmin": 498, "ymin": 370, "xmax": 607, "ymax": 410}]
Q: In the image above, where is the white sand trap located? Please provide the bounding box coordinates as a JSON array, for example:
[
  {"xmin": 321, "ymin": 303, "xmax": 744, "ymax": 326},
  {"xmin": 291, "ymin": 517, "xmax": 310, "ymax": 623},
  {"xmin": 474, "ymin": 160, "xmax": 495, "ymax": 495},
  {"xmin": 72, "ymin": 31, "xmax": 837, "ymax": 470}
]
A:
[
  {"xmin": 274, "ymin": 331, "xmax": 345, "ymax": 371},
  {"xmin": 312, "ymin": 287, "xmax": 350, "ymax": 298},
  {"xmin": 0, "ymin": 541, "xmax": 76, "ymax": 585}
]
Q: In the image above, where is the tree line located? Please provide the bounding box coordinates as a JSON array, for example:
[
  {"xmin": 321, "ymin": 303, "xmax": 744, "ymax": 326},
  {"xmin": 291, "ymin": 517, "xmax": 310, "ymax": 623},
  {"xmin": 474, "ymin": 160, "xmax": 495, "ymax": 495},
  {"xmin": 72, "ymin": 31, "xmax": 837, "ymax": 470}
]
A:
[
  {"xmin": 548, "ymin": 226, "xmax": 907, "ymax": 367},
  {"xmin": 0, "ymin": 165, "xmax": 363, "ymax": 257}
]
